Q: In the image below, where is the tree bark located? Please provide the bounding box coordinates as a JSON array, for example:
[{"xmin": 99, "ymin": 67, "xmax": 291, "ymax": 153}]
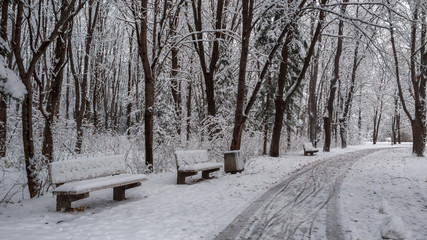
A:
[
  {"xmin": 0, "ymin": 0, "xmax": 9, "ymax": 158},
  {"xmin": 262, "ymin": 77, "xmax": 272, "ymax": 155},
  {"xmin": 126, "ymin": 33, "xmax": 134, "ymax": 136},
  {"xmin": 136, "ymin": 0, "xmax": 155, "ymax": 170},
  {"xmin": 308, "ymin": 33, "xmax": 320, "ymax": 147},
  {"xmin": 230, "ymin": 0, "xmax": 254, "ymax": 151},
  {"xmin": 324, "ymin": 0, "xmax": 348, "ymax": 152},
  {"xmin": 170, "ymin": 7, "xmax": 182, "ymax": 135},
  {"xmin": 186, "ymin": 80, "xmax": 192, "ymax": 142},
  {"xmin": 269, "ymin": 31, "xmax": 293, "ymax": 157},
  {"xmin": 339, "ymin": 38, "xmax": 360, "ymax": 148}
]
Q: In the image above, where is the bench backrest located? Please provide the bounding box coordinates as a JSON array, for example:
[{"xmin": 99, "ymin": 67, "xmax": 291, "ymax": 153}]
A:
[
  {"xmin": 175, "ymin": 150, "xmax": 209, "ymax": 169},
  {"xmin": 49, "ymin": 155, "xmax": 126, "ymax": 184},
  {"xmin": 303, "ymin": 142, "xmax": 315, "ymax": 150}
]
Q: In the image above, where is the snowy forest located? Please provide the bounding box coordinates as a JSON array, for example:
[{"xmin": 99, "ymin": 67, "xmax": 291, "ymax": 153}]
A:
[{"xmin": 0, "ymin": 0, "xmax": 426, "ymax": 201}]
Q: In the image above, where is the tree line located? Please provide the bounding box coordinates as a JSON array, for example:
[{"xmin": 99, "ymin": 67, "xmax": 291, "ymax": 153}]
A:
[{"xmin": 0, "ymin": 0, "xmax": 425, "ymax": 198}]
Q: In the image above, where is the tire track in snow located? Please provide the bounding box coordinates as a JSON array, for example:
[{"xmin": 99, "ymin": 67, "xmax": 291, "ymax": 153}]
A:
[{"xmin": 214, "ymin": 148, "xmax": 389, "ymax": 240}]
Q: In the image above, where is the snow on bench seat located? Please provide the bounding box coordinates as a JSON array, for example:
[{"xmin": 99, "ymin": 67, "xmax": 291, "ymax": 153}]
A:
[
  {"xmin": 175, "ymin": 150, "xmax": 222, "ymax": 184},
  {"xmin": 178, "ymin": 162, "xmax": 223, "ymax": 172},
  {"xmin": 48, "ymin": 155, "xmax": 147, "ymax": 211},
  {"xmin": 52, "ymin": 174, "xmax": 147, "ymax": 195}
]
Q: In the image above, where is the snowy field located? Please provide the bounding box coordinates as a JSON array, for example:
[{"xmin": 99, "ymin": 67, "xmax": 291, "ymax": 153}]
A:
[
  {"xmin": 0, "ymin": 143, "xmax": 425, "ymax": 239},
  {"xmin": 340, "ymin": 147, "xmax": 427, "ymax": 240}
]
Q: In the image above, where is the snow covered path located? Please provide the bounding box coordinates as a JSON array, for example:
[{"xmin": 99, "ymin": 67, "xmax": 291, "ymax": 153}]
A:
[{"xmin": 214, "ymin": 149, "xmax": 388, "ymax": 240}]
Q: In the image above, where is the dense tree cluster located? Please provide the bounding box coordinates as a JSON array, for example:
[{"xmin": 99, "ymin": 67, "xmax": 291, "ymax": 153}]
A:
[{"xmin": 0, "ymin": 0, "xmax": 425, "ymax": 198}]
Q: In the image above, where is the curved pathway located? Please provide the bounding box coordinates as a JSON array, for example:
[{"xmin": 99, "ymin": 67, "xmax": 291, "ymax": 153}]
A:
[{"xmin": 214, "ymin": 148, "xmax": 388, "ymax": 240}]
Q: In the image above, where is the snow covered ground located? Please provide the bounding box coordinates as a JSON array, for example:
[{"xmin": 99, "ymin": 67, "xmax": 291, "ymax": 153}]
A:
[
  {"xmin": 340, "ymin": 147, "xmax": 427, "ymax": 240},
  {"xmin": 0, "ymin": 142, "xmax": 425, "ymax": 239}
]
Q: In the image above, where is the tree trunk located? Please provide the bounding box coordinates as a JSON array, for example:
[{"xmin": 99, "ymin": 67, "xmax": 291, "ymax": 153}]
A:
[
  {"xmin": 269, "ymin": 31, "xmax": 293, "ymax": 157},
  {"xmin": 0, "ymin": 97, "xmax": 6, "ymax": 157},
  {"xmin": 126, "ymin": 38, "xmax": 133, "ymax": 136},
  {"xmin": 170, "ymin": 8, "xmax": 181, "ymax": 135},
  {"xmin": 411, "ymin": 119, "xmax": 424, "ymax": 156},
  {"xmin": 262, "ymin": 77, "xmax": 272, "ymax": 155},
  {"xmin": 286, "ymin": 105, "xmax": 292, "ymax": 151},
  {"xmin": 308, "ymin": 34, "xmax": 320, "ymax": 146},
  {"xmin": 0, "ymin": 0, "xmax": 9, "ymax": 157},
  {"xmin": 22, "ymin": 88, "xmax": 38, "ymax": 198},
  {"xmin": 339, "ymin": 38, "xmax": 360, "ymax": 148},
  {"xmin": 230, "ymin": 0, "xmax": 254, "ymax": 151},
  {"xmin": 137, "ymin": 0, "xmax": 155, "ymax": 171},
  {"xmin": 324, "ymin": 0, "xmax": 348, "ymax": 152},
  {"xmin": 186, "ymin": 80, "xmax": 192, "ymax": 142},
  {"xmin": 373, "ymin": 110, "xmax": 378, "ymax": 144}
]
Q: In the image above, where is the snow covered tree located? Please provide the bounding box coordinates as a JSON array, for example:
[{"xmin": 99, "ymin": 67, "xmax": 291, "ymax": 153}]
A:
[
  {"xmin": 11, "ymin": 0, "xmax": 85, "ymax": 198},
  {"xmin": 0, "ymin": 0, "xmax": 26, "ymax": 158}
]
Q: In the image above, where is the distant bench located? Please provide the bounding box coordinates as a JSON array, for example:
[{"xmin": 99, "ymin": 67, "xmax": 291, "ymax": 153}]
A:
[
  {"xmin": 303, "ymin": 142, "xmax": 320, "ymax": 156},
  {"xmin": 175, "ymin": 150, "xmax": 222, "ymax": 184},
  {"xmin": 49, "ymin": 155, "xmax": 147, "ymax": 212}
]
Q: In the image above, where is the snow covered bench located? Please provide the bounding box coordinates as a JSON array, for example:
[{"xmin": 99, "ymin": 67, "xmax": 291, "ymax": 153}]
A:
[
  {"xmin": 175, "ymin": 150, "xmax": 222, "ymax": 184},
  {"xmin": 303, "ymin": 142, "xmax": 320, "ymax": 156},
  {"xmin": 48, "ymin": 155, "xmax": 147, "ymax": 212}
]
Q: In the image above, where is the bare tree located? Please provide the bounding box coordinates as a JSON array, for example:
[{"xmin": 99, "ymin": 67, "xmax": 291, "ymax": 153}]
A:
[
  {"xmin": 70, "ymin": 0, "xmax": 100, "ymax": 154},
  {"xmin": 230, "ymin": 0, "xmax": 254, "ymax": 150},
  {"xmin": 41, "ymin": 0, "xmax": 73, "ymax": 162},
  {"xmin": 323, "ymin": 0, "xmax": 348, "ymax": 152},
  {"xmin": 12, "ymin": 0, "xmax": 85, "ymax": 198},
  {"xmin": 388, "ymin": 0, "xmax": 426, "ymax": 156},
  {"xmin": 0, "ymin": 0, "xmax": 10, "ymax": 158},
  {"xmin": 188, "ymin": 0, "xmax": 226, "ymax": 136}
]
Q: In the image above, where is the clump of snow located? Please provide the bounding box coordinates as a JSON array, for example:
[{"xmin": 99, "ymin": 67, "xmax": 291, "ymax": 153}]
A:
[
  {"xmin": 380, "ymin": 215, "xmax": 407, "ymax": 240},
  {"xmin": 0, "ymin": 38, "xmax": 26, "ymax": 100},
  {"xmin": 178, "ymin": 162, "xmax": 222, "ymax": 172},
  {"xmin": 379, "ymin": 198, "xmax": 391, "ymax": 214},
  {"xmin": 53, "ymin": 174, "xmax": 146, "ymax": 194}
]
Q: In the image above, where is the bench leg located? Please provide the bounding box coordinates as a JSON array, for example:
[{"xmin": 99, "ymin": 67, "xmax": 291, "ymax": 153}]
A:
[
  {"xmin": 177, "ymin": 171, "xmax": 197, "ymax": 184},
  {"xmin": 56, "ymin": 193, "xmax": 89, "ymax": 212},
  {"xmin": 202, "ymin": 168, "xmax": 220, "ymax": 179},
  {"xmin": 113, "ymin": 182, "xmax": 141, "ymax": 201},
  {"xmin": 304, "ymin": 152, "xmax": 308, "ymax": 156}
]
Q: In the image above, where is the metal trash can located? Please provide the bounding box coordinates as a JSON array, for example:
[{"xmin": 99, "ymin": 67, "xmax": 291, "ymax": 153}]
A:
[{"xmin": 224, "ymin": 150, "xmax": 244, "ymax": 173}]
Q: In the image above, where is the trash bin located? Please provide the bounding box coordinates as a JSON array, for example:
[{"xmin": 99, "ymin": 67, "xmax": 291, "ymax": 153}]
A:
[{"xmin": 224, "ymin": 150, "xmax": 244, "ymax": 173}]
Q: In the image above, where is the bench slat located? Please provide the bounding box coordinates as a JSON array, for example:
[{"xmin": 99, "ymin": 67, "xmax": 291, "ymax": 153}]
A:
[{"xmin": 52, "ymin": 174, "xmax": 147, "ymax": 195}]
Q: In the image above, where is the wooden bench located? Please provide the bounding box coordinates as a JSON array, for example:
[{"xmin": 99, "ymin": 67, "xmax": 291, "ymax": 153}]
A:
[
  {"xmin": 303, "ymin": 142, "xmax": 320, "ymax": 156},
  {"xmin": 49, "ymin": 155, "xmax": 147, "ymax": 212},
  {"xmin": 175, "ymin": 150, "xmax": 222, "ymax": 184}
]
